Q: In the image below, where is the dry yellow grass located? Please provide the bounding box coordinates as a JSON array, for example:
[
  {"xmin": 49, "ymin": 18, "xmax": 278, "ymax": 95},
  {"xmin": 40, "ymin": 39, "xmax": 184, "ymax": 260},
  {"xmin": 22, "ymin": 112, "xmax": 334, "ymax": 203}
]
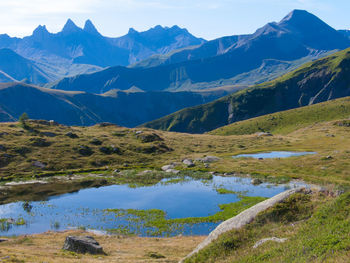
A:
[{"xmin": 0, "ymin": 230, "xmax": 205, "ymax": 263}]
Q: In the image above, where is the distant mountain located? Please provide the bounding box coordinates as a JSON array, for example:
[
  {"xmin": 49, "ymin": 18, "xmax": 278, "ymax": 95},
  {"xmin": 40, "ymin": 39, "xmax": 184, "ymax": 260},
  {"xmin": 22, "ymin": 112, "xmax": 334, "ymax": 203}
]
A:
[
  {"xmin": 48, "ymin": 10, "xmax": 350, "ymax": 93},
  {"xmin": 339, "ymin": 30, "xmax": 350, "ymax": 39},
  {"xmin": 141, "ymin": 47, "xmax": 350, "ymax": 133},
  {"xmin": 0, "ymin": 83, "xmax": 236, "ymax": 127},
  {"xmin": 0, "ymin": 21, "xmax": 205, "ymax": 84},
  {"xmin": 0, "ymin": 48, "xmax": 51, "ymax": 84}
]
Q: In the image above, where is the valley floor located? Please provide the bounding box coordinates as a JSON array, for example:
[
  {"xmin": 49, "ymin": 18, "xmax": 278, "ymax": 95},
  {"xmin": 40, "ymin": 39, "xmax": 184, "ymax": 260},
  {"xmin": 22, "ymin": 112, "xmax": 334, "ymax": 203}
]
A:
[{"xmin": 0, "ymin": 230, "xmax": 205, "ymax": 263}]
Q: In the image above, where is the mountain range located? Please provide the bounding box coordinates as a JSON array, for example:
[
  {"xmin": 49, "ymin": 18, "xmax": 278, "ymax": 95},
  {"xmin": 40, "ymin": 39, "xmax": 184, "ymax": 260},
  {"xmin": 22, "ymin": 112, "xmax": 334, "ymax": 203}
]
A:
[
  {"xmin": 142, "ymin": 47, "xmax": 350, "ymax": 133},
  {"xmin": 0, "ymin": 20, "xmax": 205, "ymax": 84},
  {"xmin": 48, "ymin": 10, "xmax": 350, "ymax": 93},
  {"xmin": 0, "ymin": 83, "xmax": 237, "ymax": 127}
]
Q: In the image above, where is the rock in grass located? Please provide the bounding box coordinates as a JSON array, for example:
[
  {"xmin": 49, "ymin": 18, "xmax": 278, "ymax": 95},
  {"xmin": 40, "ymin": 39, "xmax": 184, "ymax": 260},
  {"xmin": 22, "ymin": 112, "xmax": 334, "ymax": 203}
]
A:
[
  {"xmin": 0, "ymin": 238, "xmax": 8, "ymax": 243},
  {"xmin": 63, "ymin": 236, "xmax": 104, "ymax": 255},
  {"xmin": 183, "ymin": 159, "xmax": 195, "ymax": 167},
  {"xmin": 253, "ymin": 237, "xmax": 288, "ymax": 248},
  {"xmin": 162, "ymin": 164, "xmax": 175, "ymax": 171},
  {"xmin": 196, "ymin": 156, "xmax": 221, "ymax": 163}
]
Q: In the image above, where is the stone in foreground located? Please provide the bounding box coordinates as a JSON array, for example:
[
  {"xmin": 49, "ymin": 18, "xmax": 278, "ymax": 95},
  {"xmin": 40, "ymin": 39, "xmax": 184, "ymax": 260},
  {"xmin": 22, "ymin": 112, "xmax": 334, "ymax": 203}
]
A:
[{"xmin": 63, "ymin": 236, "xmax": 104, "ymax": 254}]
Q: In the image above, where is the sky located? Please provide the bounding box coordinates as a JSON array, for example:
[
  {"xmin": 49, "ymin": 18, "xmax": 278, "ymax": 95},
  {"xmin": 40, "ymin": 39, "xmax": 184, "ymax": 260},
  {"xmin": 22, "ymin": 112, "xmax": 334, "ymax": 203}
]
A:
[{"xmin": 0, "ymin": 0, "xmax": 349, "ymax": 40}]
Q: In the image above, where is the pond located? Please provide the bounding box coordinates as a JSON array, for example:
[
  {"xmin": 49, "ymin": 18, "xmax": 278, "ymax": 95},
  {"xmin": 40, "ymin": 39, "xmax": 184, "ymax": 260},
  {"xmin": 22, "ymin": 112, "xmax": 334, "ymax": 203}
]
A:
[
  {"xmin": 0, "ymin": 175, "xmax": 306, "ymax": 237},
  {"xmin": 233, "ymin": 151, "xmax": 317, "ymax": 159}
]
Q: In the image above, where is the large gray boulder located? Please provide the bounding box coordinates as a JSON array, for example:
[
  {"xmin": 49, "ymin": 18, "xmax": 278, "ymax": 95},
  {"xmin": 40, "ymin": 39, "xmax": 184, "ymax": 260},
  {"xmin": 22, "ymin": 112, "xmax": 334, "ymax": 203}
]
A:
[{"xmin": 63, "ymin": 236, "xmax": 105, "ymax": 255}]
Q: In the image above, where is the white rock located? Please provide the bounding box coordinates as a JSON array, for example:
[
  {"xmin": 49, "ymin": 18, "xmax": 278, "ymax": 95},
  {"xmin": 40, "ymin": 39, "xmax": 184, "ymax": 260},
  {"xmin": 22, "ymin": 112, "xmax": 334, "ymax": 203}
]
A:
[
  {"xmin": 161, "ymin": 164, "xmax": 175, "ymax": 171},
  {"xmin": 253, "ymin": 237, "xmax": 288, "ymax": 249},
  {"xmin": 183, "ymin": 159, "xmax": 195, "ymax": 167}
]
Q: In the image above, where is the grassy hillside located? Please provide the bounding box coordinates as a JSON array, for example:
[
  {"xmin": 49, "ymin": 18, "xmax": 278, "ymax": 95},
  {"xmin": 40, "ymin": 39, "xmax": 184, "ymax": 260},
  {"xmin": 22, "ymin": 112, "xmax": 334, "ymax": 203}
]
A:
[
  {"xmin": 212, "ymin": 96, "xmax": 350, "ymax": 135},
  {"xmin": 143, "ymin": 48, "xmax": 350, "ymax": 133}
]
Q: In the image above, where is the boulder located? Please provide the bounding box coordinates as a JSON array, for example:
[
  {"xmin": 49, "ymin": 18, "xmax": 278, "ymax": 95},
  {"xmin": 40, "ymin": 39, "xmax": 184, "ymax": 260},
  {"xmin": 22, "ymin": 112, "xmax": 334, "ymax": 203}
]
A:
[
  {"xmin": 0, "ymin": 238, "xmax": 8, "ymax": 243},
  {"xmin": 33, "ymin": 161, "xmax": 46, "ymax": 169},
  {"xmin": 256, "ymin": 132, "xmax": 273, "ymax": 137},
  {"xmin": 162, "ymin": 164, "xmax": 175, "ymax": 171},
  {"xmin": 198, "ymin": 156, "xmax": 221, "ymax": 163},
  {"xmin": 63, "ymin": 236, "xmax": 104, "ymax": 254},
  {"xmin": 183, "ymin": 159, "xmax": 195, "ymax": 167}
]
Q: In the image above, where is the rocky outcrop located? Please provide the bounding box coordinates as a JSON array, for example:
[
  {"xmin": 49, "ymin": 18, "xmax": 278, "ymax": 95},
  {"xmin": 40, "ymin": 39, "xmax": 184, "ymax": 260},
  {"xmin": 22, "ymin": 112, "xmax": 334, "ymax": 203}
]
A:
[
  {"xmin": 63, "ymin": 236, "xmax": 105, "ymax": 255},
  {"xmin": 180, "ymin": 187, "xmax": 305, "ymax": 262}
]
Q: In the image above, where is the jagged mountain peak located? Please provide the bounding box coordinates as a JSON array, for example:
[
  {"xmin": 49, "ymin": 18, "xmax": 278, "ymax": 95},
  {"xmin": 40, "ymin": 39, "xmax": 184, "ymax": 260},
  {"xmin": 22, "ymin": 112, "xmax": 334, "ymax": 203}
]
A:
[
  {"xmin": 61, "ymin": 18, "xmax": 82, "ymax": 34},
  {"xmin": 83, "ymin": 19, "xmax": 100, "ymax": 36},
  {"xmin": 128, "ymin": 27, "xmax": 138, "ymax": 34}
]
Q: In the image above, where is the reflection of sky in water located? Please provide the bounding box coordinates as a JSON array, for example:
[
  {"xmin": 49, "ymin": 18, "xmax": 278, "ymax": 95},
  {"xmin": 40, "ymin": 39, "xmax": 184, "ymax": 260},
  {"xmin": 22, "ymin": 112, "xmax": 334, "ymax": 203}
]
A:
[
  {"xmin": 233, "ymin": 151, "xmax": 317, "ymax": 159},
  {"xmin": 0, "ymin": 176, "xmax": 305, "ymax": 236}
]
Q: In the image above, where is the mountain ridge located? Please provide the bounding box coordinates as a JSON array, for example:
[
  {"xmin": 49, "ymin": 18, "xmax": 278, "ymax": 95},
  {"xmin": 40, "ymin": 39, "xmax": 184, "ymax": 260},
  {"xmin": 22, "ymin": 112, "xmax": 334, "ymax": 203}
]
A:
[
  {"xmin": 141, "ymin": 47, "xmax": 350, "ymax": 133},
  {"xmin": 48, "ymin": 10, "xmax": 350, "ymax": 93}
]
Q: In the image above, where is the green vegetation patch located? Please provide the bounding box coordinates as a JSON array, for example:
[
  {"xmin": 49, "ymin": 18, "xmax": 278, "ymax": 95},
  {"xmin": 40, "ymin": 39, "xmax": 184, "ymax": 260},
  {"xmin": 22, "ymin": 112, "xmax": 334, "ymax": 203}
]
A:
[{"xmin": 104, "ymin": 196, "xmax": 266, "ymax": 236}]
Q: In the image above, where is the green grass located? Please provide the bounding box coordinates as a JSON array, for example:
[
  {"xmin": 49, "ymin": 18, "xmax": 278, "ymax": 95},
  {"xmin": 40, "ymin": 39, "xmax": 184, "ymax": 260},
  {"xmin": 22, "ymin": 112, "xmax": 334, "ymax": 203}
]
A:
[
  {"xmin": 184, "ymin": 192, "xmax": 350, "ymax": 263},
  {"xmin": 211, "ymin": 96, "xmax": 350, "ymax": 135},
  {"xmin": 142, "ymin": 48, "xmax": 350, "ymax": 134}
]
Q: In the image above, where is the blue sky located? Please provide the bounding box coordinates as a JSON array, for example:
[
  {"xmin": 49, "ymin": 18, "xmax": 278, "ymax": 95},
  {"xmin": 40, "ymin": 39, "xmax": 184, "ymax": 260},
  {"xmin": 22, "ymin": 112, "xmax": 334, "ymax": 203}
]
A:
[{"xmin": 0, "ymin": 0, "xmax": 349, "ymax": 40}]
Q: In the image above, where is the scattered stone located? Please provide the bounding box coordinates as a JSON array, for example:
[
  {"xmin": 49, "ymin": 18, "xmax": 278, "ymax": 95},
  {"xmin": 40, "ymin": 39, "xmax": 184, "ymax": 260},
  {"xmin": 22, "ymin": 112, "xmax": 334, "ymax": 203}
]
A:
[
  {"xmin": 165, "ymin": 169, "xmax": 180, "ymax": 174},
  {"xmin": 90, "ymin": 138, "xmax": 102, "ymax": 145},
  {"xmin": 41, "ymin": 132, "xmax": 58, "ymax": 137},
  {"xmin": 33, "ymin": 161, "xmax": 46, "ymax": 169},
  {"xmin": 110, "ymin": 145, "xmax": 121, "ymax": 154},
  {"xmin": 183, "ymin": 159, "xmax": 195, "ymax": 167},
  {"xmin": 204, "ymin": 163, "xmax": 210, "ymax": 168},
  {"xmin": 65, "ymin": 132, "xmax": 79, "ymax": 139},
  {"xmin": 135, "ymin": 130, "xmax": 143, "ymax": 135},
  {"xmin": 63, "ymin": 236, "xmax": 105, "ymax": 255},
  {"xmin": 326, "ymin": 134, "xmax": 335, "ymax": 137},
  {"xmin": 199, "ymin": 156, "xmax": 221, "ymax": 163},
  {"xmin": 146, "ymin": 252, "xmax": 166, "ymax": 259},
  {"xmin": 78, "ymin": 146, "xmax": 94, "ymax": 156},
  {"xmin": 113, "ymin": 169, "xmax": 120, "ymax": 174},
  {"xmin": 256, "ymin": 132, "xmax": 273, "ymax": 137},
  {"xmin": 324, "ymin": 155, "xmax": 333, "ymax": 160},
  {"xmin": 137, "ymin": 133, "xmax": 163, "ymax": 143},
  {"xmin": 162, "ymin": 164, "xmax": 175, "ymax": 171},
  {"xmin": 251, "ymin": 178, "xmax": 263, "ymax": 185},
  {"xmin": 253, "ymin": 237, "xmax": 288, "ymax": 249}
]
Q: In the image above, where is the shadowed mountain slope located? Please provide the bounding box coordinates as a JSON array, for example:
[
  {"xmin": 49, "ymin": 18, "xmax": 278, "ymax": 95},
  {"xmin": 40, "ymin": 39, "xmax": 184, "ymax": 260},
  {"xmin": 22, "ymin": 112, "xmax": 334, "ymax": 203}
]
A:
[{"xmin": 141, "ymin": 48, "xmax": 350, "ymax": 133}]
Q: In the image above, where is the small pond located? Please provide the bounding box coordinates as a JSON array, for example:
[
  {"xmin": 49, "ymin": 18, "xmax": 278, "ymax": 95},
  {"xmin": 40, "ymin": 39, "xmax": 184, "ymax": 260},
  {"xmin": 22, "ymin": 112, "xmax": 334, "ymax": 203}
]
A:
[
  {"xmin": 233, "ymin": 151, "xmax": 317, "ymax": 159},
  {"xmin": 0, "ymin": 175, "xmax": 306, "ymax": 237}
]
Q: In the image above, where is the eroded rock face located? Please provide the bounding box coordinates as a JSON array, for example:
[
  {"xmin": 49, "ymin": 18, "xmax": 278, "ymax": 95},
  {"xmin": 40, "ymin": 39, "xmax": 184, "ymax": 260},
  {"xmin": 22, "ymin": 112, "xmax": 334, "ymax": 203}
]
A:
[{"xmin": 63, "ymin": 236, "xmax": 104, "ymax": 255}]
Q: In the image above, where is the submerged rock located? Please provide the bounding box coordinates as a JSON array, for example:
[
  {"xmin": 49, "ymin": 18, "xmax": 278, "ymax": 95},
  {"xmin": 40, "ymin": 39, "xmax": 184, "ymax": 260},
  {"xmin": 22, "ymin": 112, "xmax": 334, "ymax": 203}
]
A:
[
  {"xmin": 63, "ymin": 236, "xmax": 104, "ymax": 255},
  {"xmin": 251, "ymin": 178, "xmax": 263, "ymax": 185}
]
